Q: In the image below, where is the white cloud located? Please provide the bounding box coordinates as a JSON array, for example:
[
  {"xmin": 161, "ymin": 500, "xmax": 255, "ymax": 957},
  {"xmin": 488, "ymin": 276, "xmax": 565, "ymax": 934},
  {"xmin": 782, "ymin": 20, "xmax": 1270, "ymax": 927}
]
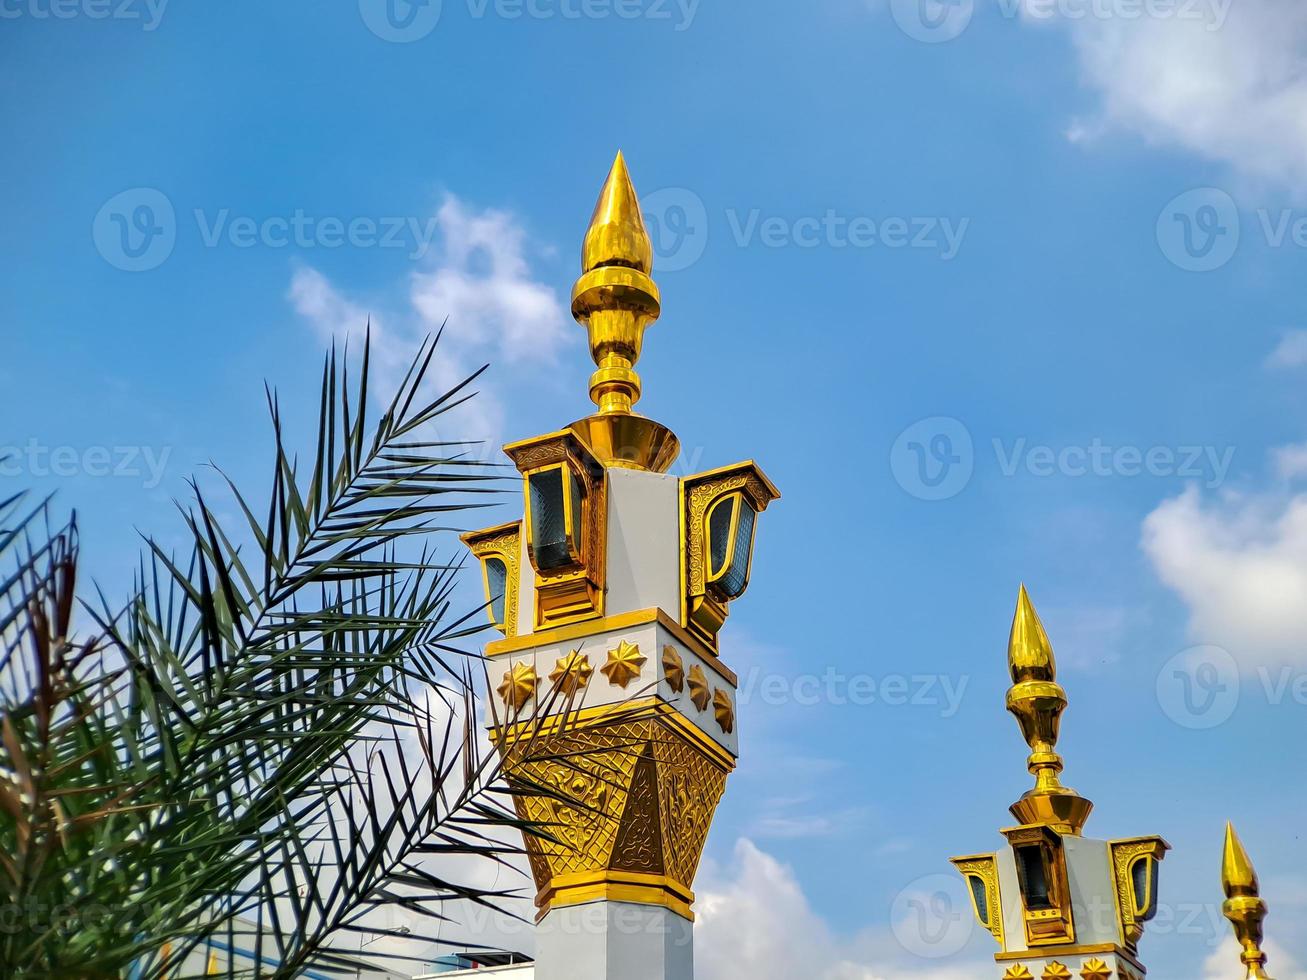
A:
[
  {"xmin": 1267, "ymin": 329, "xmax": 1307, "ymax": 369},
  {"xmin": 1142, "ymin": 484, "xmax": 1307, "ymax": 668},
  {"xmin": 410, "ymin": 196, "xmax": 569, "ymax": 366},
  {"xmin": 1018, "ymin": 0, "xmax": 1307, "ymax": 190},
  {"xmin": 1273, "ymin": 441, "xmax": 1307, "ymax": 480},
  {"xmin": 1203, "ymin": 937, "xmax": 1307, "ymax": 980},
  {"xmin": 697, "ymin": 839, "xmax": 984, "ymax": 980},
  {"xmin": 289, "ymin": 194, "xmax": 570, "ymax": 454}
]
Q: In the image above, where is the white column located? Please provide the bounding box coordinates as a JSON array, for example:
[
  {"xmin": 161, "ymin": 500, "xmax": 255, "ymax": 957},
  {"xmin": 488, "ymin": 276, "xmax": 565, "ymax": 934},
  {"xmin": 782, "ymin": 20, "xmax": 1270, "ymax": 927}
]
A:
[{"xmin": 534, "ymin": 902, "xmax": 694, "ymax": 980}]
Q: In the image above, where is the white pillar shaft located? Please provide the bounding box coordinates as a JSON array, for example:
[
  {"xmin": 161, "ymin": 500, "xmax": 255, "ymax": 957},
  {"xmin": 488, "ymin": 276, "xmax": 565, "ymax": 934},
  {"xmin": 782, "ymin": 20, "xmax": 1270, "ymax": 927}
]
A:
[{"xmin": 534, "ymin": 902, "xmax": 694, "ymax": 980}]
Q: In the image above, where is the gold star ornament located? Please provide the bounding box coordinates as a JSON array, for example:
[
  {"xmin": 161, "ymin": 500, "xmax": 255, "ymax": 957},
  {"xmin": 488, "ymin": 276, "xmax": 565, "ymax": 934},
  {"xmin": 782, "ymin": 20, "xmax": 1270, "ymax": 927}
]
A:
[
  {"xmin": 549, "ymin": 650, "xmax": 593, "ymax": 697},
  {"xmin": 661, "ymin": 645, "xmax": 685, "ymax": 693},
  {"xmin": 1042, "ymin": 964, "xmax": 1072, "ymax": 980},
  {"xmin": 712, "ymin": 688, "xmax": 735, "ymax": 734},
  {"xmin": 687, "ymin": 665, "xmax": 710, "ymax": 711},
  {"xmin": 1079, "ymin": 960, "xmax": 1113, "ymax": 980},
  {"xmin": 497, "ymin": 662, "xmax": 538, "ymax": 712},
  {"xmin": 600, "ymin": 639, "xmax": 647, "ymax": 688}
]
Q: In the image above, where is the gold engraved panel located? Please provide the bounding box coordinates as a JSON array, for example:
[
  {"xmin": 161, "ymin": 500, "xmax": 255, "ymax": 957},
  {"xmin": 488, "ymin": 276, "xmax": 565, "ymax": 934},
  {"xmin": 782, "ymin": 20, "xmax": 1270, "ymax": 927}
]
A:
[{"xmin": 497, "ymin": 711, "xmax": 732, "ymax": 918}]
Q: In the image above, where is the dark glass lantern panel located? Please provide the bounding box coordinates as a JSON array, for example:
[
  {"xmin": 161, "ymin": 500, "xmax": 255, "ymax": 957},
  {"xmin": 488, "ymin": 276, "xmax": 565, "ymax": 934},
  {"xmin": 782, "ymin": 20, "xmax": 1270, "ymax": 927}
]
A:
[{"xmin": 528, "ymin": 466, "xmax": 583, "ymax": 571}]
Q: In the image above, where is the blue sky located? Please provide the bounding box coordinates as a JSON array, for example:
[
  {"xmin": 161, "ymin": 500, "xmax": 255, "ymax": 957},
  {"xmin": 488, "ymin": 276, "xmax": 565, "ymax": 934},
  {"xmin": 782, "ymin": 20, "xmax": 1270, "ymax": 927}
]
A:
[{"xmin": 4, "ymin": 1, "xmax": 1307, "ymax": 977}]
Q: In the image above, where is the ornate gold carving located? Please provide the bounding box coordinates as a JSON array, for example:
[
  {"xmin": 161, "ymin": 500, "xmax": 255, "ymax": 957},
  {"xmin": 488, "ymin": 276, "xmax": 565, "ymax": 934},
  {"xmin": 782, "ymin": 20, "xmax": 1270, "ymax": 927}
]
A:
[
  {"xmin": 459, "ymin": 521, "xmax": 521, "ymax": 637},
  {"xmin": 497, "ymin": 662, "xmax": 539, "ymax": 712},
  {"xmin": 601, "ymin": 639, "xmax": 647, "ymax": 688},
  {"xmin": 680, "ymin": 462, "xmax": 779, "ymax": 649},
  {"xmin": 1042, "ymin": 964, "xmax": 1072, "ymax": 980},
  {"xmin": 1002, "ymin": 823, "xmax": 1076, "ymax": 946},
  {"xmin": 1109, "ymin": 836, "xmax": 1169, "ymax": 951},
  {"xmin": 504, "ymin": 430, "xmax": 608, "ymax": 630},
  {"xmin": 662, "ymin": 645, "xmax": 685, "ymax": 693},
  {"xmin": 1080, "ymin": 960, "xmax": 1113, "ymax": 980},
  {"xmin": 688, "ymin": 664, "xmax": 710, "ymax": 711},
  {"xmin": 950, "ymin": 853, "xmax": 1004, "ymax": 948},
  {"xmin": 712, "ymin": 688, "xmax": 735, "ymax": 734},
  {"xmin": 1004, "ymin": 967, "xmax": 1034, "ymax": 980},
  {"xmin": 550, "ymin": 650, "xmax": 594, "ymax": 697},
  {"xmin": 496, "ymin": 712, "xmax": 732, "ymax": 919}
]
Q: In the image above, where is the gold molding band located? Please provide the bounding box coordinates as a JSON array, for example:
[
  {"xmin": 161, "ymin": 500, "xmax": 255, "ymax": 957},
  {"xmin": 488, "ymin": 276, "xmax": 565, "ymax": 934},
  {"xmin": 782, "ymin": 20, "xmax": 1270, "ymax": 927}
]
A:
[
  {"xmin": 485, "ymin": 607, "xmax": 739, "ymax": 687},
  {"xmin": 537, "ymin": 870, "xmax": 697, "ymax": 922},
  {"xmin": 994, "ymin": 944, "xmax": 1146, "ymax": 973},
  {"xmin": 495, "ymin": 697, "xmax": 738, "ymax": 771}
]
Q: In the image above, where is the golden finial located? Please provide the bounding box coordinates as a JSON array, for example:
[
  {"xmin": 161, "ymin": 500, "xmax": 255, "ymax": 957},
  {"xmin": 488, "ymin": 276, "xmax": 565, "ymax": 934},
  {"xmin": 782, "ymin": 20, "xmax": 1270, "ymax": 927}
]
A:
[
  {"xmin": 571, "ymin": 151, "xmax": 661, "ymax": 418},
  {"xmin": 1223, "ymin": 823, "xmax": 1274, "ymax": 979},
  {"xmin": 566, "ymin": 153, "xmax": 680, "ymax": 473},
  {"xmin": 581, "ymin": 150, "xmax": 653, "ymax": 276},
  {"xmin": 1005, "ymin": 585, "xmax": 1093, "ymax": 835}
]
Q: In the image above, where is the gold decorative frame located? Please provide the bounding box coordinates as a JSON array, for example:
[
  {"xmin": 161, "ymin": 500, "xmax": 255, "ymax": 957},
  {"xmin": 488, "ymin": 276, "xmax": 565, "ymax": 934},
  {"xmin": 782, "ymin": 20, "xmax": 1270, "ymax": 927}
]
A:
[
  {"xmin": 504, "ymin": 430, "xmax": 608, "ymax": 630},
  {"xmin": 680, "ymin": 461, "xmax": 780, "ymax": 649},
  {"xmin": 460, "ymin": 520, "xmax": 522, "ymax": 636},
  {"xmin": 950, "ymin": 853, "xmax": 1005, "ymax": 948},
  {"xmin": 1109, "ymin": 836, "xmax": 1170, "ymax": 951},
  {"xmin": 494, "ymin": 700, "xmax": 735, "ymax": 921},
  {"xmin": 1002, "ymin": 824, "xmax": 1076, "ymax": 947}
]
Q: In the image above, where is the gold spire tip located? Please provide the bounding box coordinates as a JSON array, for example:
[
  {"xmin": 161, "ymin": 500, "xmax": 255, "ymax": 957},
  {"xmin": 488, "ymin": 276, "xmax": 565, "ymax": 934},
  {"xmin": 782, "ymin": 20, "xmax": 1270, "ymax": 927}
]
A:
[
  {"xmin": 570, "ymin": 152, "xmax": 662, "ymax": 420},
  {"xmin": 1223, "ymin": 823, "xmax": 1273, "ymax": 979},
  {"xmin": 1004, "ymin": 585, "xmax": 1092, "ymax": 835},
  {"xmin": 1009, "ymin": 583, "xmax": 1057, "ymax": 684},
  {"xmin": 1224, "ymin": 822, "xmax": 1260, "ymax": 898},
  {"xmin": 581, "ymin": 150, "xmax": 653, "ymax": 275}
]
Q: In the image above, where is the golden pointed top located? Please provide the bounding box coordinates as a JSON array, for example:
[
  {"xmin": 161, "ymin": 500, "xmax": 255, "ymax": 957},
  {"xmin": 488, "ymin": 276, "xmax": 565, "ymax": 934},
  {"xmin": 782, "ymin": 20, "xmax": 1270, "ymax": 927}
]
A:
[
  {"xmin": 1005, "ymin": 584, "xmax": 1092, "ymax": 835},
  {"xmin": 568, "ymin": 152, "xmax": 675, "ymax": 467},
  {"xmin": 1009, "ymin": 583, "xmax": 1057, "ymax": 684},
  {"xmin": 1222, "ymin": 823, "xmax": 1273, "ymax": 979},
  {"xmin": 581, "ymin": 151, "xmax": 653, "ymax": 276},
  {"xmin": 1223, "ymin": 823, "xmax": 1261, "ymax": 898}
]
